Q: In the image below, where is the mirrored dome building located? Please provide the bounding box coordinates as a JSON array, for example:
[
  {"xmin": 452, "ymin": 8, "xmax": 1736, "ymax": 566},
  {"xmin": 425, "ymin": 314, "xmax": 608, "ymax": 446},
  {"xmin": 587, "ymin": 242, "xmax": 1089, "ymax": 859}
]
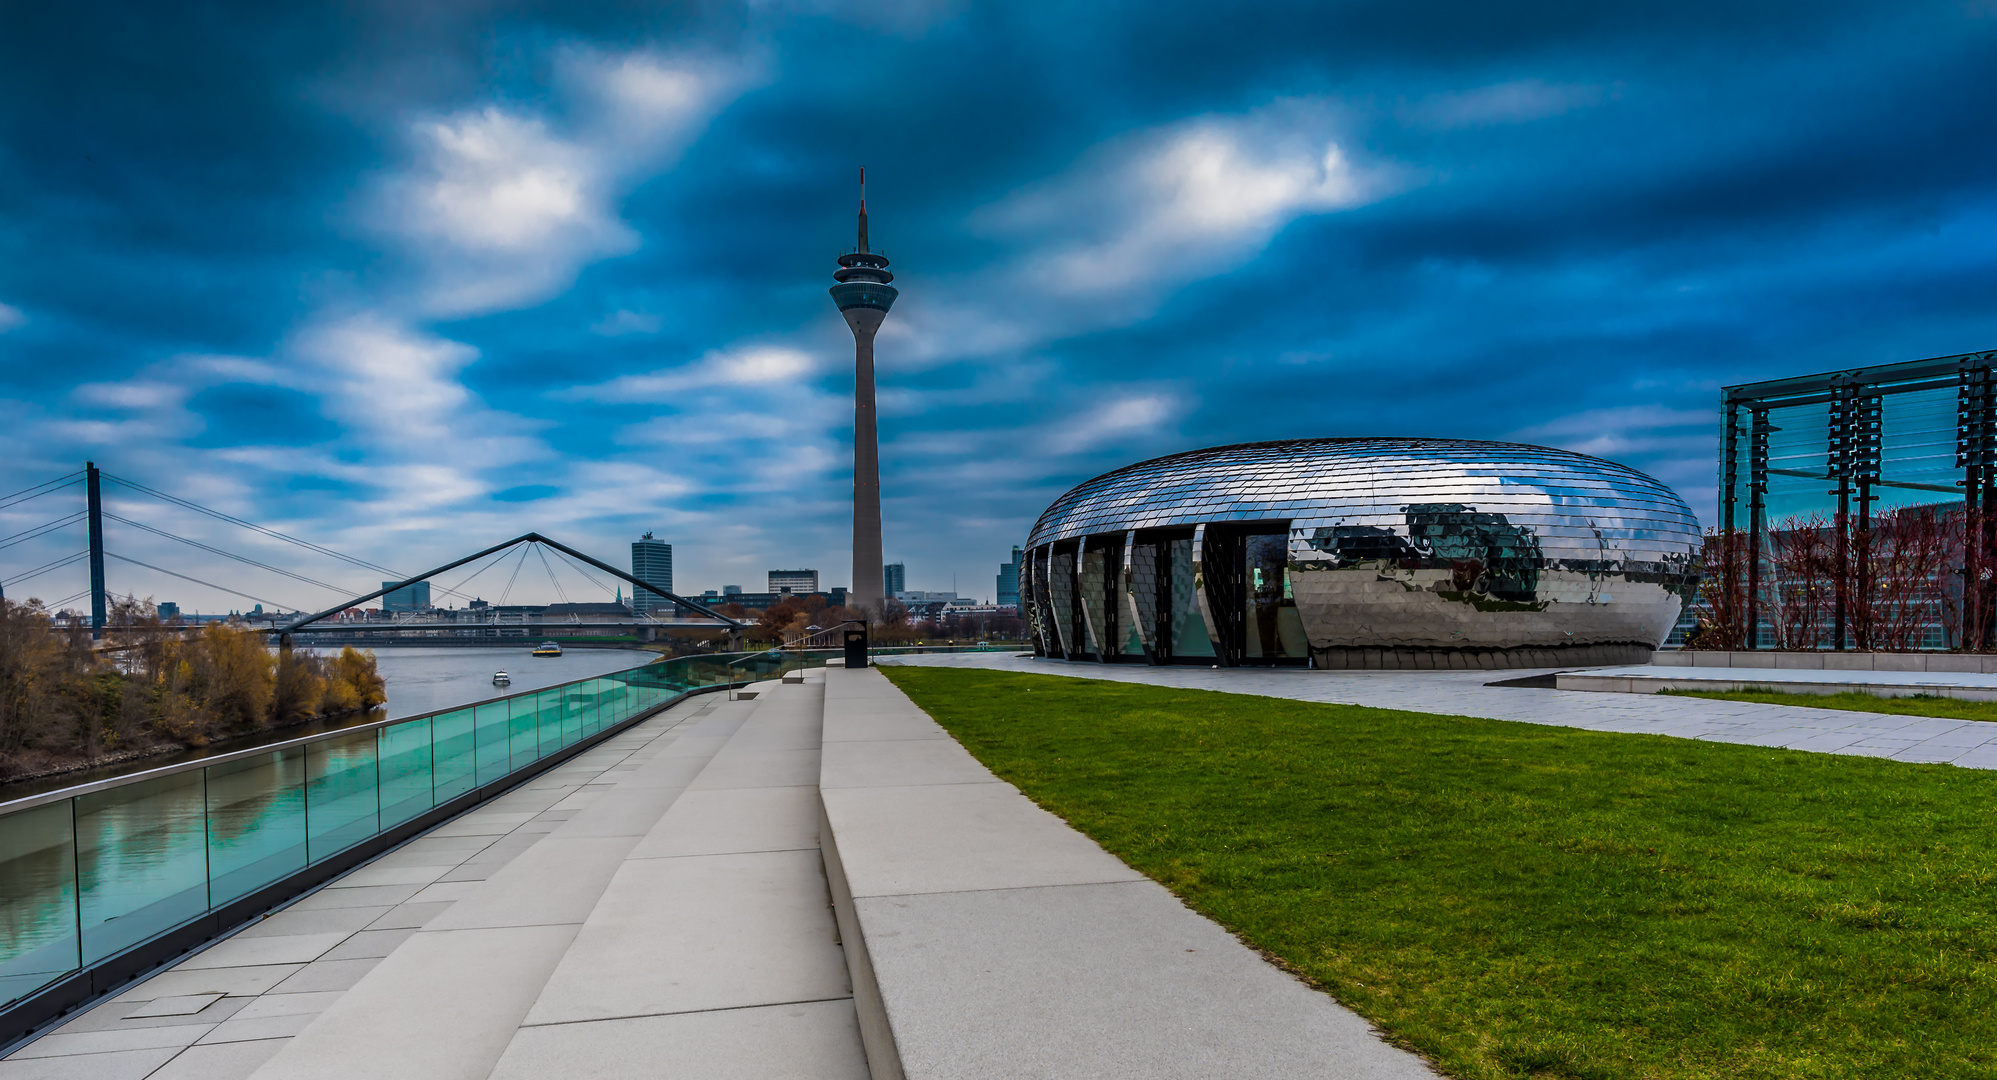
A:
[{"xmin": 1021, "ymin": 438, "xmax": 1703, "ymax": 670}]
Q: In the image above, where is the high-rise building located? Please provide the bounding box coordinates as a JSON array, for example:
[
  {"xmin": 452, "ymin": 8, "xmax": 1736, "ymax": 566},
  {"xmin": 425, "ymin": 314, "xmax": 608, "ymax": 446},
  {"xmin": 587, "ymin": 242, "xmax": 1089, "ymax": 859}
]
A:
[
  {"xmin": 382, "ymin": 580, "xmax": 431, "ymax": 612},
  {"xmin": 768, "ymin": 569, "xmax": 819, "ymax": 596},
  {"xmin": 830, "ymin": 169, "xmax": 897, "ymax": 616},
  {"xmin": 157, "ymin": 601, "xmax": 180, "ymax": 620},
  {"xmin": 883, "ymin": 563, "xmax": 906, "ymax": 597},
  {"xmin": 996, "ymin": 546, "xmax": 1023, "ymax": 608},
  {"xmin": 632, "ymin": 533, "xmax": 673, "ymax": 615}
]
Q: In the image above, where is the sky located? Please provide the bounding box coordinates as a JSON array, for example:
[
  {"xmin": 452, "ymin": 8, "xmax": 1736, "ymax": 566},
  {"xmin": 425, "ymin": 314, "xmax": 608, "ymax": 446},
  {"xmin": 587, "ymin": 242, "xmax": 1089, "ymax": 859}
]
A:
[{"xmin": 3, "ymin": 0, "xmax": 1996, "ymax": 613}]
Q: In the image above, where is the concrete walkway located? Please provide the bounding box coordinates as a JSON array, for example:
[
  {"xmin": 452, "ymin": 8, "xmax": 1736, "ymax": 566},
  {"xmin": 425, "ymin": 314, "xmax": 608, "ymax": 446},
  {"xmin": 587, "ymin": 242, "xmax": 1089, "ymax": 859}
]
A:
[
  {"xmin": 1562, "ymin": 663, "xmax": 1997, "ymax": 701},
  {"xmin": 878, "ymin": 653, "xmax": 1997, "ymax": 769},
  {"xmin": 819, "ymin": 665, "xmax": 1436, "ymax": 1080},
  {"xmin": 0, "ymin": 678, "xmax": 866, "ymax": 1080}
]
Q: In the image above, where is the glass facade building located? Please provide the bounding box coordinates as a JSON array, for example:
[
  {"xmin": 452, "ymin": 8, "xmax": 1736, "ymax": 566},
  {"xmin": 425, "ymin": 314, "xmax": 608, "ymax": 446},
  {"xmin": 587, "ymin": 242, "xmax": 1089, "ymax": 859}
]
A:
[
  {"xmin": 380, "ymin": 580, "xmax": 430, "ymax": 613},
  {"xmin": 1022, "ymin": 438, "xmax": 1702, "ymax": 669},
  {"xmin": 996, "ymin": 546, "xmax": 1023, "ymax": 608},
  {"xmin": 630, "ymin": 534, "xmax": 673, "ymax": 616}
]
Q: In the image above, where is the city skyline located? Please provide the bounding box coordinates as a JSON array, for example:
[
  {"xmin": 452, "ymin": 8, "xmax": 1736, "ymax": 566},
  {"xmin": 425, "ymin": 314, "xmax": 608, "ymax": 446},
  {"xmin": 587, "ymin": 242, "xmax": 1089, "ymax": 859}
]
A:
[{"xmin": 2, "ymin": 2, "xmax": 1996, "ymax": 614}]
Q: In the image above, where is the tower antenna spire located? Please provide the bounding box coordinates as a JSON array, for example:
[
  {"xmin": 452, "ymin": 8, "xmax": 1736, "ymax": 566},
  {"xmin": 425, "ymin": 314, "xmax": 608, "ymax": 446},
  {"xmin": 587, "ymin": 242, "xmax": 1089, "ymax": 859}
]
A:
[{"xmin": 830, "ymin": 170, "xmax": 897, "ymax": 618}]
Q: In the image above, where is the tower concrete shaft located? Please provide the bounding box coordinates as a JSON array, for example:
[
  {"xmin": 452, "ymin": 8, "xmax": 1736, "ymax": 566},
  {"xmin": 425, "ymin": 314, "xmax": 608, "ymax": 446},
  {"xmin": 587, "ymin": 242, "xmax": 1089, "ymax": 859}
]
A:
[{"xmin": 830, "ymin": 172, "xmax": 898, "ymax": 617}]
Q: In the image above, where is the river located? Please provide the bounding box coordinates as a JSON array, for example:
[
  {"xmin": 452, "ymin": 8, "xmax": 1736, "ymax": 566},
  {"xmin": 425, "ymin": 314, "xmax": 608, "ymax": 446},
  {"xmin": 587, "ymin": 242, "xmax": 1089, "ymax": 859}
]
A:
[
  {"xmin": 0, "ymin": 645, "xmax": 658, "ymax": 802},
  {"xmin": 367, "ymin": 646, "xmax": 658, "ymax": 720}
]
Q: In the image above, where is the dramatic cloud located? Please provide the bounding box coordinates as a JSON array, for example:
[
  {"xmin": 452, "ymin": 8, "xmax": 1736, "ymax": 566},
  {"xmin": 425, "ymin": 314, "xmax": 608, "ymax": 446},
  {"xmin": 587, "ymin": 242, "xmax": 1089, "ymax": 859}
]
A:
[
  {"xmin": 2, "ymin": 0, "xmax": 1995, "ymax": 609},
  {"xmin": 376, "ymin": 48, "xmax": 762, "ymax": 316}
]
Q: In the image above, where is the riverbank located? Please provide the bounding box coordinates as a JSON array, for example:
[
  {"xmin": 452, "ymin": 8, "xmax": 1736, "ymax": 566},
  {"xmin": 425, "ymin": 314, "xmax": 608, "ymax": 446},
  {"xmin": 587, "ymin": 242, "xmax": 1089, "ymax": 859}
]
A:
[{"xmin": 0, "ymin": 645, "xmax": 660, "ymax": 802}]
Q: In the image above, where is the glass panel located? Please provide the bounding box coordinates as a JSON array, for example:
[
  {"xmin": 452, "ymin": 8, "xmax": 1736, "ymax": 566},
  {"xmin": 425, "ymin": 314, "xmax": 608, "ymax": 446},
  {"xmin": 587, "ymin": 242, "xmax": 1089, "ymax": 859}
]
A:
[
  {"xmin": 206, "ymin": 749, "xmax": 307, "ymax": 906},
  {"xmin": 1245, "ymin": 532, "xmax": 1308, "ymax": 659},
  {"xmin": 306, "ymin": 730, "xmax": 379, "ymax": 861},
  {"xmin": 0, "ymin": 802, "xmax": 80, "ymax": 1006},
  {"xmin": 1079, "ymin": 548, "xmax": 1107, "ymax": 656},
  {"xmin": 509, "ymin": 694, "xmax": 539, "ymax": 767},
  {"xmin": 1048, "ymin": 550, "xmax": 1077, "ymax": 655},
  {"xmin": 1169, "ymin": 538, "xmax": 1215, "ymax": 658},
  {"xmin": 378, "ymin": 718, "xmax": 434, "ymax": 827},
  {"xmin": 578, "ymin": 679, "xmax": 602, "ymax": 736},
  {"xmin": 559, "ymin": 686, "xmax": 581, "ymax": 747},
  {"xmin": 77, "ymin": 770, "xmax": 207, "ymax": 963},
  {"xmin": 474, "ymin": 701, "xmax": 511, "ymax": 788},
  {"xmin": 433, "ymin": 709, "xmax": 477, "ymax": 802}
]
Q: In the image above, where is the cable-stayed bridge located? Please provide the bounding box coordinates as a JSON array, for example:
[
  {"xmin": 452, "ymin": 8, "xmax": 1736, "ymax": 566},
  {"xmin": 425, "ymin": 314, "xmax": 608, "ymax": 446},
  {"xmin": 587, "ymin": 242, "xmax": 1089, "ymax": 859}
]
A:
[{"xmin": 0, "ymin": 463, "xmax": 742, "ymax": 648}]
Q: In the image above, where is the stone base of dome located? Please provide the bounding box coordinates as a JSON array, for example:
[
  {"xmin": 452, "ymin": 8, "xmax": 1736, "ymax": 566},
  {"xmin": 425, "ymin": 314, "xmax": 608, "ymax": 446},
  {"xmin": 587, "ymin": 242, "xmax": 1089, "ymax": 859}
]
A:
[{"xmin": 1310, "ymin": 642, "xmax": 1654, "ymax": 671}]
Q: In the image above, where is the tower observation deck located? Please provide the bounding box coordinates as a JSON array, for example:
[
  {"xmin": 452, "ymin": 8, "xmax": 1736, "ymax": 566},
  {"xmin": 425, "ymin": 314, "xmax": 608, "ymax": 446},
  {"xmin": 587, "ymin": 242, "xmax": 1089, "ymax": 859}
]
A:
[{"xmin": 831, "ymin": 169, "xmax": 898, "ymax": 616}]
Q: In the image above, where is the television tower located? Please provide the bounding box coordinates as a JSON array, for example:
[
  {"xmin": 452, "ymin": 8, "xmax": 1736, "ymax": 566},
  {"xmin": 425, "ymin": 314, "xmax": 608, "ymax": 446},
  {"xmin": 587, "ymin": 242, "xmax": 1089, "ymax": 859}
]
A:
[{"xmin": 830, "ymin": 168, "xmax": 897, "ymax": 616}]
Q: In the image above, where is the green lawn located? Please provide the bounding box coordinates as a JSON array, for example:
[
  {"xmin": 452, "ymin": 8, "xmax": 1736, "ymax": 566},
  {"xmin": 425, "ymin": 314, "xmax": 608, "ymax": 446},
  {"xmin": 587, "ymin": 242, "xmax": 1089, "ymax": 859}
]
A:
[
  {"xmin": 1663, "ymin": 687, "xmax": 1997, "ymax": 723},
  {"xmin": 882, "ymin": 666, "xmax": 1997, "ymax": 1080}
]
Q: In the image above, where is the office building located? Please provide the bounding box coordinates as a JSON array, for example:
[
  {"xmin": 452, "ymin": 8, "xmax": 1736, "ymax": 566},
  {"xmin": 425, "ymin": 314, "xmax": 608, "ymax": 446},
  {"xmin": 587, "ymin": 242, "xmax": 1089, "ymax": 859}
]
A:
[
  {"xmin": 381, "ymin": 580, "xmax": 431, "ymax": 613},
  {"xmin": 156, "ymin": 602, "xmax": 180, "ymax": 620},
  {"xmin": 1022, "ymin": 437, "xmax": 1701, "ymax": 669},
  {"xmin": 883, "ymin": 563, "xmax": 905, "ymax": 597},
  {"xmin": 996, "ymin": 547, "xmax": 1022, "ymax": 608},
  {"xmin": 768, "ymin": 569, "xmax": 819, "ymax": 596},
  {"xmin": 631, "ymin": 533, "xmax": 673, "ymax": 615}
]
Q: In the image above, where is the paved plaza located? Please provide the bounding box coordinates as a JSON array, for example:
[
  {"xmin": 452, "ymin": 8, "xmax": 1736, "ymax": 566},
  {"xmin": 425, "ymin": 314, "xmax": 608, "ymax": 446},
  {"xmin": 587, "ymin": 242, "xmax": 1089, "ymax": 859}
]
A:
[{"xmin": 879, "ymin": 653, "xmax": 1997, "ymax": 770}]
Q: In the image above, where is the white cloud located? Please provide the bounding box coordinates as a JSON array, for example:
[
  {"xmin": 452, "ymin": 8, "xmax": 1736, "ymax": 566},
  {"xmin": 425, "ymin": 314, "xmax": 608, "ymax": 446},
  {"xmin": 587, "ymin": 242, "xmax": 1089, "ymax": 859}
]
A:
[
  {"xmin": 377, "ymin": 49, "xmax": 762, "ymax": 317},
  {"xmin": 1047, "ymin": 393, "xmax": 1182, "ymax": 454},
  {"xmin": 983, "ymin": 101, "xmax": 1391, "ymax": 302},
  {"xmin": 71, "ymin": 380, "xmax": 189, "ymax": 411},
  {"xmin": 560, "ymin": 344, "xmax": 819, "ymax": 402},
  {"xmin": 0, "ymin": 302, "xmax": 23, "ymax": 332}
]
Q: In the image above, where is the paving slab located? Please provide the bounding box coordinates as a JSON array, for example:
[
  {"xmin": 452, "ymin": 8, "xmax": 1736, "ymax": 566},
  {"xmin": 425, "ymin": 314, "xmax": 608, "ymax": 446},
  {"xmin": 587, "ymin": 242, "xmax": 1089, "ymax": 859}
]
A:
[
  {"xmin": 147, "ymin": 1038, "xmax": 288, "ymax": 1080},
  {"xmin": 823, "ymin": 782, "xmax": 1144, "ymax": 899},
  {"xmin": 820, "ymin": 665, "xmax": 1437, "ymax": 1080},
  {"xmin": 523, "ymin": 848, "xmax": 851, "ymax": 1025},
  {"xmin": 0, "ymin": 1046, "xmax": 181, "ymax": 1080},
  {"xmin": 627, "ymin": 784, "xmax": 822, "ymax": 859},
  {"xmin": 493, "ymin": 999, "xmax": 869, "ymax": 1080},
  {"xmin": 860, "ymin": 881, "xmax": 1434, "ymax": 1080},
  {"xmin": 247, "ymin": 924, "xmax": 579, "ymax": 1080},
  {"xmin": 177, "ymin": 934, "xmax": 348, "ymax": 970},
  {"xmin": 819, "ymin": 737, "xmax": 999, "ymax": 790}
]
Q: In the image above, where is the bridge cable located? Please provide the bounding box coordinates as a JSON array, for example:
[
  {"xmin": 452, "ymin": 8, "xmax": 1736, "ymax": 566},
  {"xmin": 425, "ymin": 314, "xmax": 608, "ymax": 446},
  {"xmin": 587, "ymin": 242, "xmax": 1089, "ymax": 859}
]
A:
[
  {"xmin": 546, "ymin": 547, "xmax": 618, "ymax": 601},
  {"xmin": 430, "ymin": 546, "xmax": 518, "ymax": 604},
  {"xmin": 101, "ymin": 473, "xmax": 496, "ymax": 605},
  {"xmin": 494, "ymin": 545, "xmax": 531, "ymax": 607},
  {"xmin": 0, "ymin": 475, "xmax": 84, "ymax": 514},
  {"xmin": 3, "ymin": 550, "xmax": 90, "ymax": 589},
  {"xmin": 100, "ymin": 512, "xmax": 354, "ymax": 594},
  {"xmin": 45, "ymin": 588, "xmax": 91, "ymax": 611},
  {"xmin": 533, "ymin": 544, "xmax": 572, "ymax": 606},
  {"xmin": 104, "ymin": 552, "xmax": 300, "ymax": 612},
  {"xmin": 0, "ymin": 511, "xmax": 86, "ymax": 551}
]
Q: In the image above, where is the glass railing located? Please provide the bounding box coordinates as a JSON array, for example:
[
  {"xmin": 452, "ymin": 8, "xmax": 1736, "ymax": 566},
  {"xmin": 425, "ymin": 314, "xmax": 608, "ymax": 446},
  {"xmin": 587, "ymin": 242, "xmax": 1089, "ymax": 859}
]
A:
[{"xmin": 0, "ymin": 649, "xmax": 813, "ymax": 1014}]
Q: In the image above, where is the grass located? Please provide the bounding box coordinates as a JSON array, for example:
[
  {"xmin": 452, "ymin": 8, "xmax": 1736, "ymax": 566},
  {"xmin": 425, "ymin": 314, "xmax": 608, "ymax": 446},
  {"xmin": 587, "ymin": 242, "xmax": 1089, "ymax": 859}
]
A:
[
  {"xmin": 881, "ymin": 666, "xmax": 1997, "ymax": 1080},
  {"xmin": 1662, "ymin": 687, "xmax": 1997, "ymax": 723}
]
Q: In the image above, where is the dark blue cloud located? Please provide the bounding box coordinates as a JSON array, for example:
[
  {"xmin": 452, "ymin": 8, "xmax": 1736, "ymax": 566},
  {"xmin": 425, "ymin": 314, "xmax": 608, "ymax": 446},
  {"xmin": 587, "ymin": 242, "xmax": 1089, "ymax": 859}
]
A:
[{"xmin": 2, "ymin": 0, "xmax": 1995, "ymax": 610}]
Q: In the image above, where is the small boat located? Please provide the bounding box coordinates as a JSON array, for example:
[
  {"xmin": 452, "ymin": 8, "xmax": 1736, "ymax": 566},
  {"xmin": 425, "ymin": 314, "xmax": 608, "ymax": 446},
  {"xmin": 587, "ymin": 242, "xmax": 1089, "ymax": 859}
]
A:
[
  {"xmin": 532, "ymin": 641, "xmax": 563, "ymax": 657},
  {"xmin": 492, "ymin": 671, "xmax": 511, "ymax": 685}
]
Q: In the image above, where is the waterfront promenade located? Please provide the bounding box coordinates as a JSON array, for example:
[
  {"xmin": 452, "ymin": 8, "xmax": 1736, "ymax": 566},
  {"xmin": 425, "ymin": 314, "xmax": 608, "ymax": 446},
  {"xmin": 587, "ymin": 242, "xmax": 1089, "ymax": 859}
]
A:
[{"xmin": 0, "ymin": 666, "xmax": 1435, "ymax": 1079}]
